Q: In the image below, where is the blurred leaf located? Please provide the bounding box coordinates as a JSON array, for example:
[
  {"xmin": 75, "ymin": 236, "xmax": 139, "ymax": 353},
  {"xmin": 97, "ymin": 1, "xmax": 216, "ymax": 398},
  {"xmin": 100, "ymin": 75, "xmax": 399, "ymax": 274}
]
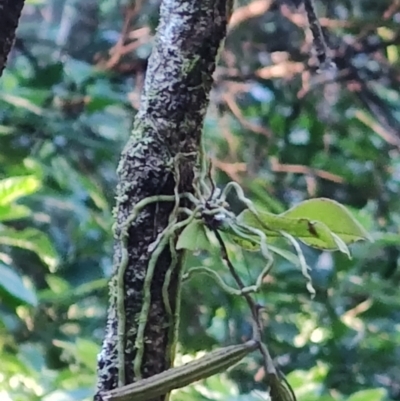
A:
[
  {"xmin": 64, "ymin": 59, "xmax": 94, "ymax": 86},
  {"xmin": 0, "ymin": 204, "xmax": 32, "ymax": 221},
  {"xmin": 86, "ymin": 96, "xmax": 118, "ymax": 113},
  {"xmin": 0, "ymin": 125, "xmax": 15, "ymax": 135},
  {"xmin": 0, "ymin": 176, "xmax": 41, "ymax": 205},
  {"xmin": 19, "ymin": 343, "xmax": 46, "ymax": 372},
  {"xmin": 0, "ymin": 262, "xmax": 37, "ymax": 306},
  {"xmin": 0, "ymin": 227, "xmax": 58, "ymax": 270},
  {"xmin": 75, "ymin": 339, "xmax": 99, "ymax": 371},
  {"xmin": 0, "ymin": 93, "xmax": 44, "ymax": 115},
  {"xmin": 42, "ymin": 388, "xmax": 94, "ymax": 401},
  {"xmin": 346, "ymin": 389, "xmax": 386, "ymax": 401},
  {"xmin": 39, "ymin": 277, "xmax": 107, "ymax": 304},
  {"xmin": 31, "ymin": 64, "xmax": 63, "ymax": 88},
  {"xmin": 54, "ymin": 338, "xmax": 98, "ymax": 371}
]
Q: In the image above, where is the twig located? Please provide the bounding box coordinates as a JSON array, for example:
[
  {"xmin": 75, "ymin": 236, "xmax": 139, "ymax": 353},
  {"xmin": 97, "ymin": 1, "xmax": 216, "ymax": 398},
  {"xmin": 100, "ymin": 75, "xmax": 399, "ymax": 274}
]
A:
[
  {"xmin": 213, "ymin": 229, "xmax": 297, "ymax": 401},
  {"xmin": 303, "ymin": 0, "xmax": 330, "ymax": 67}
]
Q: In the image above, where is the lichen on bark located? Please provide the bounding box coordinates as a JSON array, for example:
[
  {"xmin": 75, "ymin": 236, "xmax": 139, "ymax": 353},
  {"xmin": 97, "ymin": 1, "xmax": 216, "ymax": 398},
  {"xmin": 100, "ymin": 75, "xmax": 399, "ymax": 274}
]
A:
[{"xmin": 95, "ymin": 1, "xmax": 233, "ymax": 400}]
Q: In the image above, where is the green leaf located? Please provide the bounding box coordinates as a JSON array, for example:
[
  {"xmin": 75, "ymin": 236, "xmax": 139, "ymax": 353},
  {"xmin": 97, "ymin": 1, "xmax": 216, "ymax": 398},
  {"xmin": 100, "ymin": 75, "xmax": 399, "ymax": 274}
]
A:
[
  {"xmin": 0, "ymin": 93, "xmax": 44, "ymax": 115},
  {"xmin": 237, "ymin": 197, "xmax": 370, "ymax": 252},
  {"xmin": 78, "ymin": 174, "xmax": 109, "ymax": 211},
  {"xmin": 0, "ymin": 204, "xmax": 32, "ymax": 221},
  {"xmin": 75, "ymin": 339, "xmax": 99, "ymax": 371},
  {"xmin": 0, "ymin": 125, "xmax": 15, "ymax": 135},
  {"xmin": 238, "ymin": 209, "xmax": 340, "ymax": 250},
  {"xmin": 52, "ymin": 338, "xmax": 98, "ymax": 371},
  {"xmin": 282, "ymin": 198, "xmax": 371, "ymax": 245},
  {"xmin": 0, "ymin": 176, "xmax": 41, "ymax": 206},
  {"xmin": 177, "ymin": 220, "xmax": 211, "ymax": 251},
  {"xmin": 0, "ymin": 227, "xmax": 58, "ymax": 271},
  {"xmin": 86, "ymin": 97, "xmax": 118, "ymax": 113},
  {"xmin": 0, "ymin": 263, "xmax": 38, "ymax": 306},
  {"xmin": 346, "ymin": 388, "xmax": 386, "ymax": 401},
  {"xmin": 222, "ymin": 222, "xmax": 261, "ymax": 251}
]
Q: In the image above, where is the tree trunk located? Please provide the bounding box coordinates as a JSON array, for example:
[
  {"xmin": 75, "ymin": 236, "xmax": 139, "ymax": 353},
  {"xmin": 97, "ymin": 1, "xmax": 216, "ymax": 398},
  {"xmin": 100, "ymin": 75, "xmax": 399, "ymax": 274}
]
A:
[
  {"xmin": 0, "ymin": 0, "xmax": 25, "ymax": 77},
  {"xmin": 95, "ymin": 0, "xmax": 232, "ymax": 400}
]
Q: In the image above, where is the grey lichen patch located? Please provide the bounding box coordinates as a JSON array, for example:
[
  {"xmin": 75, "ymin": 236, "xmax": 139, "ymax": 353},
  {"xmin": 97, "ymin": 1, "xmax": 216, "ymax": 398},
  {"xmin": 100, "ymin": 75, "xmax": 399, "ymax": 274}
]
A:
[{"xmin": 95, "ymin": 1, "xmax": 233, "ymax": 400}]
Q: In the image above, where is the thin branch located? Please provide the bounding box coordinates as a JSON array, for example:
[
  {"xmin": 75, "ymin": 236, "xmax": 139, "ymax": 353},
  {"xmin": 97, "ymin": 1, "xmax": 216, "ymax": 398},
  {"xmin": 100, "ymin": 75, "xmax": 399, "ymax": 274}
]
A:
[
  {"xmin": 213, "ymin": 229, "xmax": 296, "ymax": 401},
  {"xmin": 228, "ymin": 0, "xmax": 273, "ymax": 30},
  {"xmin": 270, "ymin": 157, "xmax": 345, "ymax": 184}
]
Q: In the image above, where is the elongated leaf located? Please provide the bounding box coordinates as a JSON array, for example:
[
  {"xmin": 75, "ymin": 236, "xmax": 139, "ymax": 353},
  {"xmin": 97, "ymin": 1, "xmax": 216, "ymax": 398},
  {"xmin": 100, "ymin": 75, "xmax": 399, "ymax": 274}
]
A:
[
  {"xmin": 282, "ymin": 198, "xmax": 371, "ymax": 244},
  {"xmin": 0, "ymin": 227, "xmax": 58, "ymax": 270},
  {"xmin": 238, "ymin": 209, "xmax": 340, "ymax": 250},
  {"xmin": 0, "ymin": 204, "xmax": 32, "ymax": 221},
  {"xmin": 0, "ymin": 94, "xmax": 44, "ymax": 115},
  {"xmin": 177, "ymin": 220, "xmax": 211, "ymax": 251},
  {"xmin": 0, "ymin": 263, "xmax": 38, "ymax": 306},
  {"xmin": 346, "ymin": 388, "xmax": 386, "ymax": 401},
  {"xmin": 0, "ymin": 176, "xmax": 41, "ymax": 206}
]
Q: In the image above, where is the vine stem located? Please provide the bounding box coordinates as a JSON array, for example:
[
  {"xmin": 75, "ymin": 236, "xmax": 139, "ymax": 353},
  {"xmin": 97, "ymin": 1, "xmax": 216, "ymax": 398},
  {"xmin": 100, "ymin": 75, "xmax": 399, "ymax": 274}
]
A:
[
  {"xmin": 213, "ymin": 229, "xmax": 297, "ymax": 401},
  {"xmin": 213, "ymin": 229, "xmax": 267, "ymax": 344}
]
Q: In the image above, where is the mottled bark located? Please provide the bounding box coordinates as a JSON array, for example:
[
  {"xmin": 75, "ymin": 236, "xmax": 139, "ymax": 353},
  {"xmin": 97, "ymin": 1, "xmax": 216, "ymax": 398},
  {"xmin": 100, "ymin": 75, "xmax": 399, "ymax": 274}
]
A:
[
  {"xmin": 0, "ymin": 0, "xmax": 25, "ymax": 77},
  {"xmin": 95, "ymin": 1, "xmax": 232, "ymax": 401}
]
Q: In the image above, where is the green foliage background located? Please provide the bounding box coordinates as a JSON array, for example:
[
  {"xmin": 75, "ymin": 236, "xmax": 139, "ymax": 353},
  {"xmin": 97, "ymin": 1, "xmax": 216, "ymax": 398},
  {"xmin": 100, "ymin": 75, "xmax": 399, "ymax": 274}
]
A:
[{"xmin": 0, "ymin": 0, "xmax": 399, "ymax": 400}]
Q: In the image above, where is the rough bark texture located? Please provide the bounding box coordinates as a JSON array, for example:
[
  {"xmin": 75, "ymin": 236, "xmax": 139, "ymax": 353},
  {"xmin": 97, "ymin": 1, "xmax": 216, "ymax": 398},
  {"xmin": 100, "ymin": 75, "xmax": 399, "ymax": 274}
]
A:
[
  {"xmin": 0, "ymin": 0, "xmax": 25, "ymax": 77},
  {"xmin": 95, "ymin": 0, "xmax": 232, "ymax": 400}
]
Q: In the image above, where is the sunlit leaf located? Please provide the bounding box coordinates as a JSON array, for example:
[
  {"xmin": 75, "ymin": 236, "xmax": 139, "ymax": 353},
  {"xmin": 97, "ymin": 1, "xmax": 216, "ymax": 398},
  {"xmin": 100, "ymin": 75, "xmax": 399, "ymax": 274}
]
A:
[
  {"xmin": 0, "ymin": 93, "xmax": 44, "ymax": 115},
  {"xmin": 238, "ymin": 209, "xmax": 340, "ymax": 250},
  {"xmin": 0, "ymin": 263, "xmax": 38, "ymax": 306},
  {"xmin": 346, "ymin": 388, "xmax": 386, "ymax": 401},
  {"xmin": 0, "ymin": 125, "xmax": 15, "ymax": 135},
  {"xmin": 177, "ymin": 220, "xmax": 211, "ymax": 251},
  {"xmin": 0, "ymin": 227, "xmax": 58, "ymax": 271},
  {"xmin": 75, "ymin": 339, "xmax": 100, "ymax": 371},
  {"xmin": 0, "ymin": 176, "xmax": 41, "ymax": 205},
  {"xmin": 282, "ymin": 198, "xmax": 371, "ymax": 244},
  {"xmin": 0, "ymin": 204, "xmax": 32, "ymax": 221},
  {"xmin": 78, "ymin": 174, "xmax": 109, "ymax": 211},
  {"xmin": 39, "ymin": 278, "xmax": 107, "ymax": 304},
  {"xmin": 372, "ymin": 232, "xmax": 400, "ymax": 246}
]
